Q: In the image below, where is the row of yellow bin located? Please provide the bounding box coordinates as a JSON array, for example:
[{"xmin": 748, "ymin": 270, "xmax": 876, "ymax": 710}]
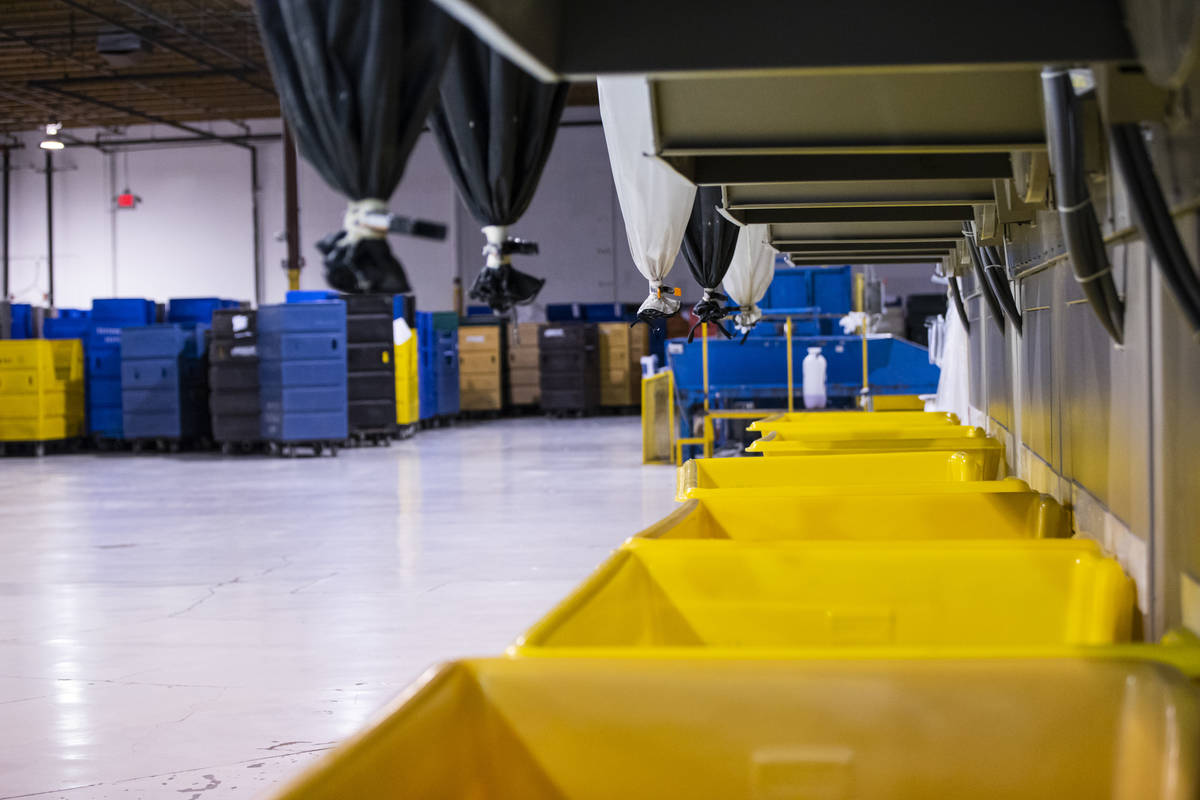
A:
[
  {"xmin": 277, "ymin": 409, "xmax": 1200, "ymax": 799},
  {"xmin": 0, "ymin": 340, "xmax": 85, "ymax": 445}
]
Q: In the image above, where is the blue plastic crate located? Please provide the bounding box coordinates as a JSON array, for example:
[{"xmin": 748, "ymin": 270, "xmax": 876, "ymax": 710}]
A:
[
  {"xmin": 167, "ymin": 297, "xmax": 238, "ymax": 323},
  {"xmin": 9, "ymin": 304, "xmax": 32, "ymax": 338},
  {"xmin": 582, "ymin": 302, "xmax": 633, "ymax": 322},
  {"xmin": 57, "ymin": 308, "xmax": 90, "ymax": 319},
  {"xmin": 43, "ymin": 317, "xmax": 91, "ymax": 339},
  {"xmin": 86, "ymin": 404, "xmax": 123, "ymax": 438},
  {"xmin": 121, "ymin": 358, "xmax": 183, "ymax": 390},
  {"xmin": 812, "ymin": 266, "xmax": 853, "ymax": 315},
  {"xmin": 260, "ymin": 386, "xmax": 347, "ymax": 414},
  {"xmin": 261, "ymin": 410, "xmax": 347, "ymax": 442},
  {"xmin": 259, "ymin": 359, "xmax": 347, "ymax": 388},
  {"xmin": 88, "ymin": 345, "xmax": 122, "ymax": 379},
  {"xmin": 763, "ymin": 268, "xmax": 814, "ymax": 310},
  {"xmin": 258, "ymin": 301, "xmax": 346, "ymax": 333},
  {"xmin": 120, "ymin": 325, "xmax": 203, "ymax": 359},
  {"xmin": 416, "ymin": 311, "xmax": 459, "ymax": 419},
  {"xmin": 92, "ymin": 298, "xmax": 155, "ymax": 325},
  {"xmin": 257, "ymin": 331, "xmax": 346, "ymax": 361},
  {"xmin": 286, "ymin": 290, "xmax": 341, "ymax": 304},
  {"xmin": 122, "ymin": 388, "xmax": 182, "ymax": 415},
  {"xmin": 546, "ymin": 303, "xmax": 584, "ymax": 322},
  {"xmin": 87, "ymin": 377, "xmax": 122, "ymax": 407}
]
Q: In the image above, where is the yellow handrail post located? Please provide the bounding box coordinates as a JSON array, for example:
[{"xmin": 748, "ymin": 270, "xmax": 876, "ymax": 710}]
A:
[
  {"xmin": 854, "ymin": 273, "xmax": 871, "ymax": 411},
  {"xmin": 785, "ymin": 316, "xmax": 794, "ymax": 413},
  {"xmin": 701, "ymin": 322, "xmax": 710, "ymax": 413}
]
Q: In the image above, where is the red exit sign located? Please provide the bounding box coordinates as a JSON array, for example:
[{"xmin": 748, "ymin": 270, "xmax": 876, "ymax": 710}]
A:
[{"xmin": 116, "ymin": 192, "xmax": 139, "ymax": 209}]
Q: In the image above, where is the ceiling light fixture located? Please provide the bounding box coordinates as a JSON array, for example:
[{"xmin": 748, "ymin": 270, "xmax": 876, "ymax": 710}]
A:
[{"xmin": 39, "ymin": 122, "xmax": 64, "ymax": 151}]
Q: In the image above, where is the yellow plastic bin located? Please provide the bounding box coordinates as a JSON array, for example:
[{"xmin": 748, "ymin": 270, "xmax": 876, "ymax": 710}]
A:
[
  {"xmin": 0, "ymin": 339, "xmax": 84, "ymax": 442},
  {"xmin": 749, "ymin": 429, "xmax": 1005, "ymax": 476},
  {"xmin": 677, "ymin": 451, "xmax": 990, "ymax": 497},
  {"xmin": 514, "ymin": 539, "xmax": 1134, "ymax": 654},
  {"xmin": 645, "ymin": 491, "xmax": 1069, "ymax": 541},
  {"xmin": 754, "ymin": 410, "xmax": 958, "ymax": 426},
  {"xmin": 751, "ymin": 422, "xmax": 983, "ymax": 441},
  {"xmin": 271, "ymin": 656, "xmax": 1200, "ymax": 800}
]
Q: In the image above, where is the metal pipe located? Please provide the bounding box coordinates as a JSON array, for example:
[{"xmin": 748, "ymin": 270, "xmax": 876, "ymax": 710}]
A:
[
  {"xmin": 785, "ymin": 316, "xmax": 794, "ymax": 413},
  {"xmin": 250, "ymin": 146, "xmax": 263, "ymax": 305},
  {"xmin": 2, "ymin": 146, "xmax": 9, "ymax": 299},
  {"xmin": 283, "ymin": 123, "xmax": 301, "ymax": 292},
  {"xmin": 948, "ymin": 273, "xmax": 970, "ymax": 334},
  {"xmin": 45, "ymin": 150, "xmax": 54, "ymax": 307},
  {"xmin": 67, "ymin": 133, "xmax": 282, "ymax": 150}
]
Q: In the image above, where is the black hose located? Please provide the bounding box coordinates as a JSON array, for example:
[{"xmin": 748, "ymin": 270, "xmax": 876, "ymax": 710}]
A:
[
  {"xmin": 982, "ymin": 245, "xmax": 1023, "ymax": 334},
  {"xmin": 1110, "ymin": 122, "xmax": 1200, "ymax": 337},
  {"xmin": 948, "ymin": 272, "xmax": 970, "ymax": 334},
  {"xmin": 964, "ymin": 225, "xmax": 1006, "ymax": 332},
  {"xmin": 1041, "ymin": 67, "xmax": 1124, "ymax": 344}
]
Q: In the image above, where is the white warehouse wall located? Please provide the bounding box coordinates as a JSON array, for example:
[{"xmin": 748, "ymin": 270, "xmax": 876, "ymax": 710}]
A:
[{"xmin": 11, "ymin": 109, "xmax": 954, "ymax": 315}]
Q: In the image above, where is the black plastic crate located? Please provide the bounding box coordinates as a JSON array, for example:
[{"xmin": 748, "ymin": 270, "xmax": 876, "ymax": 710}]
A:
[
  {"xmin": 209, "ymin": 359, "xmax": 260, "ymax": 390},
  {"xmin": 539, "ymin": 323, "xmax": 598, "ymax": 351},
  {"xmin": 349, "ymin": 400, "xmax": 395, "ymax": 431},
  {"xmin": 541, "ymin": 371, "xmax": 599, "ymax": 393},
  {"xmin": 212, "ymin": 308, "xmax": 257, "ymax": 340},
  {"xmin": 541, "ymin": 350, "xmax": 597, "ymax": 373},
  {"xmin": 210, "ymin": 391, "xmax": 262, "ymax": 416},
  {"xmin": 541, "ymin": 387, "xmax": 599, "ymax": 412},
  {"xmin": 347, "ymin": 343, "xmax": 393, "ymax": 372},
  {"xmin": 348, "ymin": 372, "xmax": 396, "ymax": 402},
  {"xmin": 212, "ymin": 413, "xmax": 261, "ymax": 443},
  {"xmin": 346, "ymin": 314, "xmax": 393, "ymax": 343},
  {"xmin": 210, "ymin": 337, "xmax": 258, "ymax": 362},
  {"xmin": 342, "ymin": 294, "xmax": 393, "ymax": 316}
]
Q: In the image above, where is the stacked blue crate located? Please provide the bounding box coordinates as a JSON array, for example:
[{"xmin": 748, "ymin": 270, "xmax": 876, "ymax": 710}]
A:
[
  {"xmin": 286, "ymin": 290, "xmax": 341, "ymax": 303},
  {"xmin": 120, "ymin": 324, "xmax": 210, "ymax": 442},
  {"xmin": 81, "ymin": 299, "xmax": 156, "ymax": 439},
  {"xmin": 167, "ymin": 297, "xmax": 239, "ymax": 324},
  {"xmin": 416, "ymin": 311, "xmax": 459, "ymax": 420},
  {"xmin": 257, "ymin": 302, "xmax": 348, "ymax": 444},
  {"xmin": 9, "ymin": 304, "xmax": 33, "ymax": 338}
]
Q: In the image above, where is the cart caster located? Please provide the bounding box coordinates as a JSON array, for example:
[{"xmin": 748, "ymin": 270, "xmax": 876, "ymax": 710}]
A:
[
  {"xmin": 220, "ymin": 442, "xmax": 233, "ymax": 456},
  {"xmin": 168, "ymin": 441, "xmax": 180, "ymax": 454},
  {"xmin": 329, "ymin": 445, "xmax": 339, "ymax": 457},
  {"xmin": 132, "ymin": 441, "xmax": 144, "ymax": 454},
  {"xmin": 313, "ymin": 443, "xmax": 324, "ymax": 456},
  {"xmin": 34, "ymin": 443, "xmax": 45, "ymax": 458}
]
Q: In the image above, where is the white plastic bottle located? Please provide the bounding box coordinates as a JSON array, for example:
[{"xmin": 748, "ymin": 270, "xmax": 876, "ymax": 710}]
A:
[{"xmin": 802, "ymin": 346, "xmax": 827, "ymax": 409}]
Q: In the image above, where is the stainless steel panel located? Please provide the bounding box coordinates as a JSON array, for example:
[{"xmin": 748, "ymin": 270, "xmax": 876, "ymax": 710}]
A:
[
  {"xmin": 1020, "ymin": 270, "xmax": 1056, "ymax": 467},
  {"xmin": 984, "ymin": 302, "xmax": 1011, "ymax": 428},
  {"xmin": 968, "ymin": 296, "xmax": 983, "ymax": 411}
]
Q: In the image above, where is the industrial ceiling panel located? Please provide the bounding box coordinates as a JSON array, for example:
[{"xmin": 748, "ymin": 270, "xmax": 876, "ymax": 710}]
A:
[
  {"xmin": 651, "ymin": 69, "xmax": 1046, "ymax": 154},
  {"xmin": 724, "ymin": 179, "xmax": 998, "ymax": 209}
]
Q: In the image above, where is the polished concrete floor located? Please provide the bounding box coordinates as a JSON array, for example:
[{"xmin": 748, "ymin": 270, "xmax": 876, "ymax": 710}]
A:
[{"xmin": 0, "ymin": 417, "xmax": 677, "ymax": 799}]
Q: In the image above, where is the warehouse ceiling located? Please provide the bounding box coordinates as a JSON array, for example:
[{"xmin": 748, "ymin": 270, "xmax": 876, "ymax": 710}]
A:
[
  {"xmin": 0, "ymin": 1, "xmax": 598, "ymax": 137},
  {"xmin": 0, "ymin": 0, "xmax": 278, "ymax": 134}
]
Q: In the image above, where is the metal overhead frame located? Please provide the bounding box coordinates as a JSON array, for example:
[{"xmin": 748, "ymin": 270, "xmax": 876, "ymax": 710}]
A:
[{"xmin": 428, "ymin": 0, "xmax": 1134, "ymax": 80}]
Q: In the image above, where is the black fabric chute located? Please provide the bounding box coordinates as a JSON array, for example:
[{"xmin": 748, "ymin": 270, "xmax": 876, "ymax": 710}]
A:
[
  {"xmin": 429, "ymin": 29, "xmax": 568, "ymax": 314},
  {"xmin": 681, "ymin": 186, "xmax": 740, "ymax": 341},
  {"xmin": 255, "ymin": 0, "xmax": 456, "ymax": 293}
]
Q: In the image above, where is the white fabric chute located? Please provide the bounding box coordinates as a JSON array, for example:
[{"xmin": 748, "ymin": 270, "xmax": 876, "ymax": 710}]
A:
[
  {"xmin": 598, "ymin": 76, "xmax": 697, "ymax": 320},
  {"xmin": 723, "ymin": 223, "xmax": 776, "ymax": 334},
  {"xmin": 929, "ymin": 290, "xmax": 970, "ymax": 421}
]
